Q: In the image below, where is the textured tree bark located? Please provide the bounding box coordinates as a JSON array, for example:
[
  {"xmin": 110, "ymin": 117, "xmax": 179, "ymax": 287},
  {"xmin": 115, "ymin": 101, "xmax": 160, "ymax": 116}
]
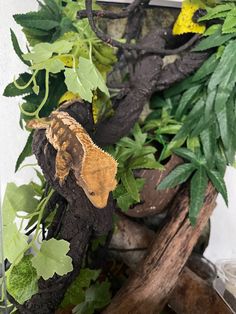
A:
[{"xmin": 104, "ymin": 183, "xmax": 218, "ymax": 314}]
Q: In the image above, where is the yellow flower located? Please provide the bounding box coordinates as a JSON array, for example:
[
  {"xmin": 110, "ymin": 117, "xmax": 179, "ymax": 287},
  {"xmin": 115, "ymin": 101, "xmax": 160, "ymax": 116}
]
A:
[{"xmin": 173, "ymin": 1, "xmax": 206, "ymax": 35}]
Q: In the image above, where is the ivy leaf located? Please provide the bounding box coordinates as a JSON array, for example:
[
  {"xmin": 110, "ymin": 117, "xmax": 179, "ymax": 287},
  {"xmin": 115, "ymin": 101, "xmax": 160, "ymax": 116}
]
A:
[
  {"xmin": 7, "ymin": 255, "xmax": 38, "ymax": 304},
  {"xmin": 73, "ymin": 280, "xmax": 111, "ymax": 314},
  {"xmin": 10, "ymin": 29, "xmax": 30, "ymax": 66},
  {"xmin": 207, "ymin": 169, "xmax": 228, "ymax": 205},
  {"xmin": 15, "ymin": 132, "xmax": 33, "ymax": 172},
  {"xmin": 189, "ymin": 167, "xmax": 208, "ymax": 225},
  {"xmin": 3, "ymin": 223, "xmax": 28, "ymax": 263},
  {"xmin": 157, "ymin": 163, "xmax": 195, "ymax": 190},
  {"xmin": 31, "ymin": 238, "xmax": 73, "ymax": 280},
  {"xmin": 61, "ymin": 268, "xmax": 100, "ymax": 309}
]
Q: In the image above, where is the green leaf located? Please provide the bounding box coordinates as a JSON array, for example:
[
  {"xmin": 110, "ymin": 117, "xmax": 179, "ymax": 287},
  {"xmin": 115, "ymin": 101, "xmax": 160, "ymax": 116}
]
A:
[
  {"xmin": 3, "ymin": 223, "xmax": 28, "ymax": 263},
  {"xmin": 15, "ymin": 132, "xmax": 33, "ymax": 172},
  {"xmin": 207, "ymin": 169, "xmax": 228, "ymax": 205},
  {"xmin": 31, "ymin": 238, "xmax": 73, "ymax": 280},
  {"xmin": 2, "ymin": 182, "xmax": 39, "ymax": 215},
  {"xmin": 73, "ymin": 280, "xmax": 111, "ymax": 314},
  {"xmin": 157, "ymin": 163, "xmax": 195, "ymax": 190},
  {"xmin": 61, "ymin": 268, "xmax": 100, "ymax": 309},
  {"xmin": 189, "ymin": 167, "xmax": 208, "ymax": 225},
  {"xmin": 193, "ymin": 27, "xmax": 236, "ymax": 51},
  {"xmin": 192, "ymin": 53, "xmax": 219, "ymax": 82},
  {"xmin": 121, "ymin": 170, "xmax": 140, "ymax": 202},
  {"xmin": 3, "ymin": 73, "xmax": 33, "ymax": 97},
  {"xmin": 198, "ymin": 4, "xmax": 234, "ymax": 22},
  {"xmin": 10, "ymin": 29, "xmax": 30, "ymax": 66},
  {"xmin": 173, "ymin": 148, "xmax": 200, "ymax": 165},
  {"xmin": 129, "ymin": 155, "xmax": 164, "ymax": 170},
  {"xmin": 7, "ymin": 255, "xmax": 38, "ymax": 304},
  {"xmin": 222, "ymin": 8, "xmax": 236, "ymax": 34},
  {"xmin": 14, "ymin": 12, "xmax": 59, "ymax": 31},
  {"xmin": 200, "ymin": 124, "xmax": 216, "ymax": 166}
]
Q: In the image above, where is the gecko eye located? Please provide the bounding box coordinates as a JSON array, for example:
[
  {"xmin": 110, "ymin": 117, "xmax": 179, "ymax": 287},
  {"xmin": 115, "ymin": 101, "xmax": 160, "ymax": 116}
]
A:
[{"xmin": 89, "ymin": 191, "xmax": 95, "ymax": 196}]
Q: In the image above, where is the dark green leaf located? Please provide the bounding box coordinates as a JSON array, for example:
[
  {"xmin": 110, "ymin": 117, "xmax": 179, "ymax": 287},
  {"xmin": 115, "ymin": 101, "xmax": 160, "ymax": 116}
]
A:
[
  {"xmin": 157, "ymin": 163, "xmax": 195, "ymax": 190},
  {"xmin": 215, "ymin": 146, "xmax": 227, "ymax": 176},
  {"xmin": 3, "ymin": 73, "xmax": 32, "ymax": 97},
  {"xmin": 198, "ymin": 4, "xmax": 234, "ymax": 22},
  {"xmin": 15, "ymin": 132, "xmax": 33, "ymax": 172},
  {"xmin": 10, "ymin": 29, "xmax": 30, "ymax": 66},
  {"xmin": 207, "ymin": 169, "xmax": 228, "ymax": 205},
  {"xmin": 189, "ymin": 167, "xmax": 208, "ymax": 225},
  {"xmin": 173, "ymin": 148, "xmax": 200, "ymax": 164},
  {"xmin": 14, "ymin": 13, "xmax": 59, "ymax": 31},
  {"xmin": 193, "ymin": 27, "xmax": 236, "ymax": 52},
  {"xmin": 200, "ymin": 123, "xmax": 216, "ymax": 166},
  {"xmin": 192, "ymin": 53, "xmax": 219, "ymax": 82}
]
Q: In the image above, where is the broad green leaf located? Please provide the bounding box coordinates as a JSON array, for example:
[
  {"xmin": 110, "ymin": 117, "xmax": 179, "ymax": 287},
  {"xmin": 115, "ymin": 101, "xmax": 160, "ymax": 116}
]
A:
[
  {"xmin": 15, "ymin": 132, "xmax": 33, "ymax": 172},
  {"xmin": 189, "ymin": 167, "xmax": 208, "ymax": 225},
  {"xmin": 31, "ymin": 58, "xmax": 65, "ymax": 73},
  {"xmin": 157, "ymin": 163, "xmax": 195, "ymax": 190},
  {"xmin": 73, "ymin": 280, "xmax": 111, "ymax": 314},
  {"xmin": 23, "ymin": 43, "xmax": 53, "ymax": 63},
  {"xmin": 7, "ymin": 255, "xmax": 38, "ymax": 304},
  {"xmin": 10, "ymin": 29, "xmax": 30, "ymax": 66},
  {"xmin": 193, "ymin": 27, "xmax": 236, "ymax": 51},
  {"xmin": 121, "ymin": 170, "xmax": 140, "ymax": 202},
  {"xmin": 3, "ymin": 223, "xmax": 28, "ymax": 263},
  {"xmin": 3, "ymin": 73, "xmax": 32, "ymax": 97},
  {"xmin": 61, "ymin": 268, "xmax": 100, "ymax": 309},
  {"xmin": 2, "ymin": 182, "xmax": 39, "ymax": 215},
  {"xmin": 207, "ymin": 169, "xmax": 228, "ymax": 205},
  {"xmin": 65, "ymin": 67, "xmax": 93, "ymax": 102},
  {"xmin": 31, "ymin": 238, "xmax": 73, "ymax": 280}
]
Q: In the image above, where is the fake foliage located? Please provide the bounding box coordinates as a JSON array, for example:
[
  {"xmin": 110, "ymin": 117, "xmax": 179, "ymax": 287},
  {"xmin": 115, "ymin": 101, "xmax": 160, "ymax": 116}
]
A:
[{"xmin": 2, "ymin": 0, "xmax": 236, "ymax": 312}]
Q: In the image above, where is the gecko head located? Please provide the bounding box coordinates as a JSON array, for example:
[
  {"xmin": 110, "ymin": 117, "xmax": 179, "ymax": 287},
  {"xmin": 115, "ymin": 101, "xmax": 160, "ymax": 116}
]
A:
[{"xmin": 81, "ymin": 152, "xmax": 118, "ymax": 208}]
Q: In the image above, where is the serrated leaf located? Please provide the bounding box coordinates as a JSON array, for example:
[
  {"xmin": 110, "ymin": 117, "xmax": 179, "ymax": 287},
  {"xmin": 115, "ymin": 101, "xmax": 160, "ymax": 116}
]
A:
[
  {"xmin": 207, "ymin": 169, "xmax": 228, "ymax": 205},
  {"xmin": 173, "ymin": 148, "xmax": 200, "ymax": 164},
  {"xmin": 15, "ymin": 132, "xmax": 33, "ymax": 172},
  {"xmin": 121, "ymin": 170, "xmax": 140, "ymax": 202},
  {"xmin": 189, "ymin": 167, "xmax": 208, "ymax": 225},
  {"xmin": 61, "ymin": 268, "xmax": 100, "ymax": 309},
  {"xmin": 10, "ymin": 29, "xmax": 30, "ymax": 66},
  {"xmin": 3, "ymin": 73, "xmax": 32, "ymax": 97},
  {"xmin": 3, "ymin": 223, "xmax": 28, "ymax": 263},
  {"xmin": 222, "ymin": 8, "xmax": 236, "ymax": 34},
  {"xmin": 157, "ymin": 163, "xmax": 195, "ymax": 190},
  {"xmin": 129, "ymin": 156, "xmax": 163, "ymax": 170},
  {"xmin": 14, "ymin": 12, "xmax": 59, "ymax": 31},
  {"xmin": 7, "ymin": 255, "xmax": 38, "ymax": 304},
  {"xmin": 198, "ymin": 4, "xmax": 234, "ymax": 22},
  {"xmin": 31, "ymin": 238, "xmax": 73, "ymax": 280}
]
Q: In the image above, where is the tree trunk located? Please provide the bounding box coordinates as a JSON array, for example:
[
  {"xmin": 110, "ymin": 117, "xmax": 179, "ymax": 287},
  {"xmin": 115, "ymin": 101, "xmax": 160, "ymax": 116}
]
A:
[{"xmin": 104, "ymin": 183, "xmax": 217, "ymax": 314}]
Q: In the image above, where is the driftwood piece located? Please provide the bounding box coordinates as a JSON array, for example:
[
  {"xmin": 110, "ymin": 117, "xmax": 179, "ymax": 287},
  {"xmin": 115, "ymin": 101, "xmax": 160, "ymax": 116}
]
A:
[
  {"xmin": 126, "ymin": 155, "xmax": 183, "ymax": 217},
  {"xmin": 169, "ymin": 267, "xmax": 232, "ymax": 314},
  {"xmin": 104, "ymin": 183, "xmax": 218, "ymax": 314}
]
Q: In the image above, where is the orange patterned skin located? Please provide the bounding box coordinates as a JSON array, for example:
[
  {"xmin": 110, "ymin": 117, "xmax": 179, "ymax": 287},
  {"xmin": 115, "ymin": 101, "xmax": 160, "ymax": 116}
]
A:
[{"xmin": 28, "ymin": 111, "xmax": 117, "ymax": 208}]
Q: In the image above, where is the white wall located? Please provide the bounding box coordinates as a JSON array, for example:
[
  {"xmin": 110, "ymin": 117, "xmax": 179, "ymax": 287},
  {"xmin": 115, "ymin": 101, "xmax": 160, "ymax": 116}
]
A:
[{"xmin": 0, "ymin": 1, "xmax": 236, "ymax": 263}]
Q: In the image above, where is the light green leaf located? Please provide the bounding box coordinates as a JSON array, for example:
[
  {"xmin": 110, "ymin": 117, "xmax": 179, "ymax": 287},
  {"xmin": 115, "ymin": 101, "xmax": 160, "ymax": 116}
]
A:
[
  {"xmin": 2, "ymin": 182, "xmax": 39, "ymax": 216},
  {"xmin": 121, "ymin": 170, "xmax": 140, "ymax": 202},
  {"xmin": 189, "ymin": 167, "xmax": 208, "ymax": 225},
  {"xmin": 157, "ymin": 163, "xmax": 195, "ymax": 190},
  {"xmin": 198, "ymin": 4, "xmax": 234, "ymax": 22},
  {"xmin": 23, "ymin": 43, "xmax": 54, "ymax": 63},
  {"xmin": 7, "ymin": 255, "xmax": 38, "ymax": 304},
  {"xmin": 31, "ymin": 238, "xmax": 73, "ymax": 280},
  {"xmin": 222, "ymin": 8, "xmax": 236, "ymax": 34},
  {"xmin": 129, "ymin": 156, "xmax": 163, "ymax": 170},
  {"xmin": 64, "ymin": 67, "xmax": 93, "ymax": 102},
  {"xmin": 3, "ymin": 223, "xmax": 28, "ymax": 263},
  {"xmin": 207, "ymin": 169, "xmax": 228, "ymax": 205},
  {"xmin": 31, "ymin": 58, "xmax": 65, "ymax": 73}
]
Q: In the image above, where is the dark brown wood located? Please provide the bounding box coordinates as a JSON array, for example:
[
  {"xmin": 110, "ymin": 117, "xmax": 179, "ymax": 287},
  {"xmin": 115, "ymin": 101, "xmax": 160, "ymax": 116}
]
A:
[
  {"xmin": 169, "ymin": 267, "xmax": 232, "ymax": 314},
  {"xmin": 104, "ymin": 183, "xmax": 218, "ymax": 314}
]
